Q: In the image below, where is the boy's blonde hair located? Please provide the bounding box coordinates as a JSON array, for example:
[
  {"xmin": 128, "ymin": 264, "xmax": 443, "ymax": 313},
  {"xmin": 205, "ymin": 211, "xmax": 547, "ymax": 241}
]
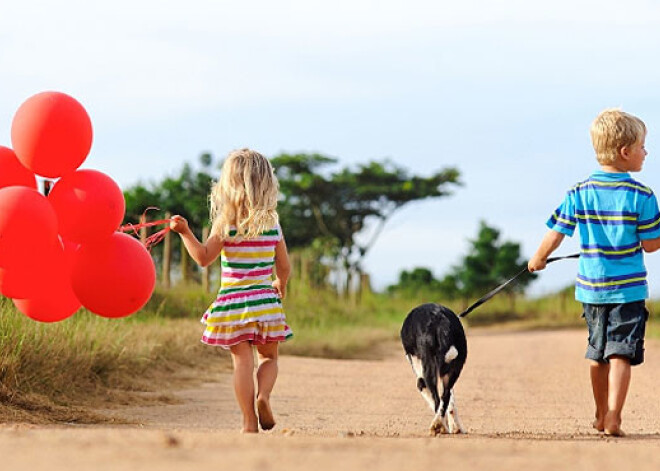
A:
[
  {"xmin": 590, "ymin": 108, "xmax": 646, "ymax": 165},
  {"xmin": 210, "ymin": 148, "xmax": 279, "ymax": 240}
]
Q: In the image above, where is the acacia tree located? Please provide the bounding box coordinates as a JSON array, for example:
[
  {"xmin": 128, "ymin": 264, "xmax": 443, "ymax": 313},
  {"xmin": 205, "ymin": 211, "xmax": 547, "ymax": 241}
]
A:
[
  {"xmin": 123, "ymin": 152, "xmax": 461, "ymax": 296},
  {"xmin": 271, "ymin": 153, "xmax": 461, "ymax": 294}
]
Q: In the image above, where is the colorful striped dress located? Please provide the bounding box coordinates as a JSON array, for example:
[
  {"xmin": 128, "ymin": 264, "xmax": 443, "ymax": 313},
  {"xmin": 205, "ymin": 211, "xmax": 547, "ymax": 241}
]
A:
[{"xmin": 201, "ymin": 225, "xmax": 293, "ymax": 348}]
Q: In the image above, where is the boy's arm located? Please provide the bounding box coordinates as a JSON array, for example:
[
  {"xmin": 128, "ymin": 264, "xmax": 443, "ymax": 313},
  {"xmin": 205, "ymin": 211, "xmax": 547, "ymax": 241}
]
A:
[
  {"xmin": 528, "ymin": 229, "xmax": 566, "ymax": 272},
  {"xmin": 641, "ymin": 237, "xmax": 660, "ymax": 253}
]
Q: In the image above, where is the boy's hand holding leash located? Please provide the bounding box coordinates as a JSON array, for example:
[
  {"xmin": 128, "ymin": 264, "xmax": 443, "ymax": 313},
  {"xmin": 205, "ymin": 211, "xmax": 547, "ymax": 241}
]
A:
[
  {"xmin": 528, "ymin": 255, "xmax": 548, "ymax": 273},
  {"xmin": 527, "ymin": 229, "xmax": 566, "ymax": 273}
]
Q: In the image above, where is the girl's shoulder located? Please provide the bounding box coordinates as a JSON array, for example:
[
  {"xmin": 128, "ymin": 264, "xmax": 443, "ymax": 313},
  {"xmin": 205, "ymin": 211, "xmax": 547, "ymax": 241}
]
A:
[{"xmin": 261, "ymin": 224, "xmax": 282, "ymax": 241}]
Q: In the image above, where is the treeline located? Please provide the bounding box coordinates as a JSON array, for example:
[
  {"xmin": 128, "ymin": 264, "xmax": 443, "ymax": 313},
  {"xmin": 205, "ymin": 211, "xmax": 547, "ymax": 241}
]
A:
[
  {"xmin": 123, "ymin": 152, "xmax": 460, "ymax": 295},
  {"xmin": 123, "ymin": 152, "xmax": 534, "ymax": 301},
  {"xmin": 387, "ymin": 221, "xmax": 536, "ymax": 309}
]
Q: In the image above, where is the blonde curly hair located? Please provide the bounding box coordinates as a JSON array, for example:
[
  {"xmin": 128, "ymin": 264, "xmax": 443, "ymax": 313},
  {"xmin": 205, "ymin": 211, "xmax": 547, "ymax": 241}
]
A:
[{"xmin": 210, "ymin": 148, "xmax": 279, "ymax": 240}]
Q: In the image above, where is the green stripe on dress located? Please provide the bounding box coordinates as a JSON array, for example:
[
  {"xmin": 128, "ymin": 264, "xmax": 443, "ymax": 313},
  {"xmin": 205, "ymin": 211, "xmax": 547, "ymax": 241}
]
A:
[
  {"xmin": 221, "ymin": 261, "xmax": 274, "ymax": 269},
  {"xmin": 210, "ymin": 297, "xmax": 282, "ymax": 313},
  {"xmin": 228, "ymin": 229, "xmax": 279, "ymax": 237},
  {"xmin": 218, "ymin": 284, "xmax": 275, "ymax": 295}
]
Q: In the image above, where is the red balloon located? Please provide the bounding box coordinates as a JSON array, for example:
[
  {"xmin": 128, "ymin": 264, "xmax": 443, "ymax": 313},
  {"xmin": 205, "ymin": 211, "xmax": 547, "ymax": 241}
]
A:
[
  {"xmin": 12, "ymin": 240, "xmax": 81, "ymax": 322},
  {"xmin": 48, "ymin": 169, "xmax": 126, "ymax": 244},
  {"xmin": 71, "ymin": 232, "xmax": 155, "ymax": 318},
  {"xmin": 11, "ymin": 91, "xmax": 93, "ymax": 178},
  {"xmin": 0, "ymin": 264, "xmax": 43, "ymax": 299},
  {"xmin": 0, "ymin": 186, "xmax": 58, "ymax": 270},
  {"xmin": 0, "ymin": 146, "xmax": 37, "ymax": 189}
]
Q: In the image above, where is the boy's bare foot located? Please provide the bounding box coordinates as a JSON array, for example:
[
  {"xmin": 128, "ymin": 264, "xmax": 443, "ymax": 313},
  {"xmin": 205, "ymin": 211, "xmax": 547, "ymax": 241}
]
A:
[
  {"xmin": 257, "ymin": 397, "xmax": 276, "ymax": 431},
  {"xmin": 242, "ymin": 415, "xmax": 259, "ymax": 434},
  {"xmin": 592, "ymin": 419, "xmax": 605, "ymax": 433}
]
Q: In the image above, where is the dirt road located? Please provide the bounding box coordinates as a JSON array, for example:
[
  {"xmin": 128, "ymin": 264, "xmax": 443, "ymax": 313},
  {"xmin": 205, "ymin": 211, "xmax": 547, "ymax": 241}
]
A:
[{"xmin": 2, "ymin": 329, "xmax": 660, "ymax": 470}]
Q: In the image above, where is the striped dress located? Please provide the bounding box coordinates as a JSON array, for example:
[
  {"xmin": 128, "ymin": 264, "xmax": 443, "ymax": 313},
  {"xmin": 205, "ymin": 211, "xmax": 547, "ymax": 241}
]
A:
[{"xmin": 201, "ymin": 225, "xmax": 293, "ymax": 348}]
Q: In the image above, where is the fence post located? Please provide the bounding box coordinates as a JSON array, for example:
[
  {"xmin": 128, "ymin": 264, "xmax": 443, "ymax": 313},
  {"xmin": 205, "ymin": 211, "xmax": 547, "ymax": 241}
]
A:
[
  {"xmin": 202, "ymin": 226, "xmax": 210, "ymax": 292},
  {"xmin": 181, "ymin": 240, "xmax": 189, "ymax": 284},
  {"xmin": 162, "ymin": 211, "xmax": 172, "ymax": 288}
]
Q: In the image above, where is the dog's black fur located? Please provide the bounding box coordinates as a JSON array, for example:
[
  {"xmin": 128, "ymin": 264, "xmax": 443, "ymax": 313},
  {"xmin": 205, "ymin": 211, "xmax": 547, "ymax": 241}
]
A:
[{"xmin": 400, "ymin": 303, "xmax": 467, "ymax": 434}]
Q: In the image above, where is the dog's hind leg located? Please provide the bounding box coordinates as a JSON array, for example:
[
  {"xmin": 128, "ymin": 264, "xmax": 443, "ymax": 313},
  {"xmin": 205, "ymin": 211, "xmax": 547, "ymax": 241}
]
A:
[
  {"xmin": 429, "ymin": 375, "xmax": 450, "ymax": 435},
  {"xmin": 431, "ymin": 367, "xmax": 464, "ymax": 435},
  {"xmin": 446, "ymin": 389, "xmax": 466, "ymax": 434},
  {"xmin": 406, "ymin": 354, "xmax": 436, "ymax": 412}
]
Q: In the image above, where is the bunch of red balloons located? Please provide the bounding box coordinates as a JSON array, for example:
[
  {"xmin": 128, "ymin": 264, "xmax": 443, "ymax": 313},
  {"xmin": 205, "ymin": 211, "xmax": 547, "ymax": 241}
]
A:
[{"xmin": 0, "ymin": 91, "xmax": 156, "ymax": 322}]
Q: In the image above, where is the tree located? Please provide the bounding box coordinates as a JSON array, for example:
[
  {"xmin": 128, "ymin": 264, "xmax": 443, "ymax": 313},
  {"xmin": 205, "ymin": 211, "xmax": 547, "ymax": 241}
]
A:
[
  {"xmin": 446, "ymin": 221, "xmax": 537, "ymax": 309},
  {"xmin": 124, "ymin": 152, "xmax": 215, "ymax": 230},
  {"xmin": 123, "ymin": 153, "xmax": 216, "ymax": 266},
  {"xmin": 387, "ymin": 267, "xmax": 444, "ymax": 298},
  {"xmin": 271, "ymin": 153, "xmax": 461, "ymax": 294},
  {"xmin": 122, "ymin": 152, "xmax": 461, "ymax": 296}
]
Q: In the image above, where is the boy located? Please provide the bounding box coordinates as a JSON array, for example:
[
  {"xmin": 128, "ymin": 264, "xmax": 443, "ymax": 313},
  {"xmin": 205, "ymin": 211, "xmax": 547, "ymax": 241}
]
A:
[{"xmin": 528, "ymin": 109, "xmax": 660, "ymax": 437}]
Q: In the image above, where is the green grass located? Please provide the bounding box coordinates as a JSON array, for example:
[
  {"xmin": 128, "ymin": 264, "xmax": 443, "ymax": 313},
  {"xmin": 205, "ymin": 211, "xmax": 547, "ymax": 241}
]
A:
[{"xmin": 0, "ymin": 295, "xmax": 227, "ymax": 423}]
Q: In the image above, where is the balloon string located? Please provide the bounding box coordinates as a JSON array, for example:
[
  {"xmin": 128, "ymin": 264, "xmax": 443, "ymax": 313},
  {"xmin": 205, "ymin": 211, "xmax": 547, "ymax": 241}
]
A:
[
  {"xmin": 119, "ymin": 207, "xmax": 172, "ymax": 251},
  {"xmin": 119, "ymin": 219, "xmax": 172, "ymax": 233},
  {"xmin": 143, "ymin": 227, "xmax": 171, "ymax": 250}
]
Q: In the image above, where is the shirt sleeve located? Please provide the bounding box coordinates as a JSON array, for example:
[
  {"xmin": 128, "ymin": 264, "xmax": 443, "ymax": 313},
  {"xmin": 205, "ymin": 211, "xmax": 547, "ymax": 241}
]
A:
[
  {"xmin": 637, "ymin": 193, "xmax": 660, "ymax": 240},
  {"xmin": 546, "ymin": 190, "xmax": 577, "ymax": 237}
]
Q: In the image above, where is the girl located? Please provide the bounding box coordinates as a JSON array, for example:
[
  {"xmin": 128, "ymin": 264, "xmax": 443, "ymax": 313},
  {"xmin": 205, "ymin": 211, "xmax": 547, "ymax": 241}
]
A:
[{"xmin": 170, "ymin": 148, "xmax": 292, "ymax": 433}]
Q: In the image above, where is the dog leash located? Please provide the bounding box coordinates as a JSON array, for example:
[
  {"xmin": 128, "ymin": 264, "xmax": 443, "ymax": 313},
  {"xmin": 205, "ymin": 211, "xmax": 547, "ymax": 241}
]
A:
[{"xmin": 458, "ymin": 253, "xmax": 580, "ymax": 318}]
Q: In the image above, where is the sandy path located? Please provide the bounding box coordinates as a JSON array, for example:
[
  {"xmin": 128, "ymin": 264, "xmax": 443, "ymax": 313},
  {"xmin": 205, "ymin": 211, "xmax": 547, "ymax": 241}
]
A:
[{"xmin": 2, "ymin": 329, "xmax": 660, "ymax": 470}]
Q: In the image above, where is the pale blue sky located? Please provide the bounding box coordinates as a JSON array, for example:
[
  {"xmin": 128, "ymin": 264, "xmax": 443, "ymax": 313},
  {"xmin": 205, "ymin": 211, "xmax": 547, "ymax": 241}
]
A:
[{"xmin": 3, "ymin": 1, "xmax": 660, "ymax": 295}]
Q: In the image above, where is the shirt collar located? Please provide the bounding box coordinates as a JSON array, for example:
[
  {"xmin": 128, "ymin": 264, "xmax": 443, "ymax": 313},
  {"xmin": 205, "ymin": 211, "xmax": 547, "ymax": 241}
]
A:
[{"xmin": 590, "ymin": 170, "xmax": 631, "ymax": 181}]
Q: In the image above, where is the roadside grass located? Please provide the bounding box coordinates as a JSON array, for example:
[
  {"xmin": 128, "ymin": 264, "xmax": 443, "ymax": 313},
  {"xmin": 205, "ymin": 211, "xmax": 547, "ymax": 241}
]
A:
[{"xmin": 0, "ymin": 295, "xmax": 228, "ymax": 424}]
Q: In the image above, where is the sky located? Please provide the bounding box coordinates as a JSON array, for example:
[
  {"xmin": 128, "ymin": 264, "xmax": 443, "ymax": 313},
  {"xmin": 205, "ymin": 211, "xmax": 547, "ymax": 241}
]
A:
[{"xmin": 3, "ymin": 0, "xmax": 660, "ymax": 296}]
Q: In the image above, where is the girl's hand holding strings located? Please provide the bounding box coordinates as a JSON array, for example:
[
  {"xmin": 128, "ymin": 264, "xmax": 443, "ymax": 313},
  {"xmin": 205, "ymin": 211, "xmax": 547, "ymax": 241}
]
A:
[{"xmin": 169, "ymin": 215, "xmax": 190, "ymax": 234}]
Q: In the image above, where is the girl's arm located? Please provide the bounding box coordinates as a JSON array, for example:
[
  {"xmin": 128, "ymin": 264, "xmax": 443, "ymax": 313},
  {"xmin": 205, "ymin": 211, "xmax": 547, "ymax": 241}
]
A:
[
  {"xmin": 528, "ymin": 229, "xmax": 565, "ymax": 272},
  {"xmin": 272, "ymin": 236, "xmax": 291, "ymax": 299},
  {"xmin": 170, "ymin": 215, "xmax": 223, "ymax": 267}
]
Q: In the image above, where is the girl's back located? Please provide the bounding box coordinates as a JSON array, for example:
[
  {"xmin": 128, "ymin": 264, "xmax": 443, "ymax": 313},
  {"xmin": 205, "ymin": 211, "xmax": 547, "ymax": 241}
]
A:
[{"xmin": 220, "ymin": 226, "xmax": 281, "ymax": 292}]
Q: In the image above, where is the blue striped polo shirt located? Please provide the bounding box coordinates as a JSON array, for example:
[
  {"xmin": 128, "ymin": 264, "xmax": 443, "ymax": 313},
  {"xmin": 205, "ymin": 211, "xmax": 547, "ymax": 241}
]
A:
[{"xmin": 547, "ymin": 170, "xmax": 660, "ymax": 303}]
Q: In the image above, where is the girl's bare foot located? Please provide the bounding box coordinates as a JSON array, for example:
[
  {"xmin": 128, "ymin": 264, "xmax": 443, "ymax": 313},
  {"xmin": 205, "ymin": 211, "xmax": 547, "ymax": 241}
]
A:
[
  {"xmin": 593, "ymin": 413, "xmax": 605, "ymax": 432},
  {"xmin": 604, "ymin": 428, "xmax": 626, "ymax": 437},
  {"xmin": 257, "ymin": 396, "xmax": 276, "ymax": 430},
  {"xmin": 603, "ymin": 411, "xmax": 624, "ymax": 437}
]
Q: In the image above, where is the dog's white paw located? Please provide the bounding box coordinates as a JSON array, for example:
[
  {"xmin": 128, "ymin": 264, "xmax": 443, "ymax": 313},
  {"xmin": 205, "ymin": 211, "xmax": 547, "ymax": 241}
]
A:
[
  {"xmin": 447, "ymin": 420, "xmax": 466, "ymax": 434},
  {"xmin": 429, "ymin": 416, "xmax": 449, "ymax": 436},
  {"xmin": 447, "ymin": 410, "xmax": 465, "ymax": 434}
]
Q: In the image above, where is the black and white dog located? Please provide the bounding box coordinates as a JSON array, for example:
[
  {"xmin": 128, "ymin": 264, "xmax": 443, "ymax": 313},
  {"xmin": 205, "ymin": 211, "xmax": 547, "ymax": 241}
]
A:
[{"xmin": 400, "ymin": 303, "xmax": 467, "ymax": 435}]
